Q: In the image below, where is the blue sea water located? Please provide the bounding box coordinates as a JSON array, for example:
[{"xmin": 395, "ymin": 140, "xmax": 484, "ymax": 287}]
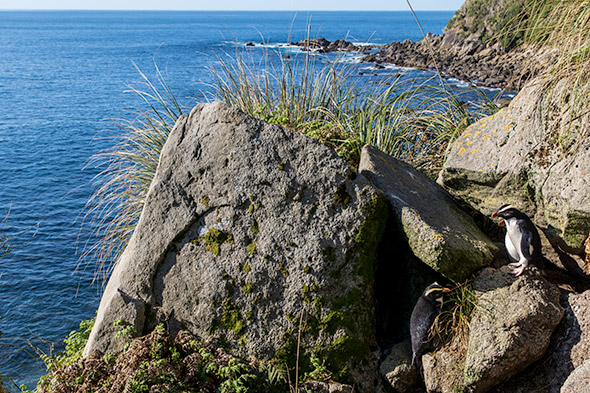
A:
[{"xmin": 0, "ymin": 10, "xmax": 456, "ymax": 389}]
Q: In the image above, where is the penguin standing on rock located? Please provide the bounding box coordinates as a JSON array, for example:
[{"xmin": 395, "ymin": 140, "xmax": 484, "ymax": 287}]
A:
[
  {"xmin": 491, "ymin": 204, "xmax": 543, "ymax": 276},
  {"xmin": 410, "ymin": 282, "xmax": 451, "ymax": 367}
]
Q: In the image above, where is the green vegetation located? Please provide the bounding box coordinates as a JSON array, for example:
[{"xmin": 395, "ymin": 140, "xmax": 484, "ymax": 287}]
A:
[
  {"xmin": 210, "ymin": 48, "xmax": 497, "ymax": 176},
  {"xmin": 432, "ymin": 280, "xmax": 477, "ymax": 345},
  {"xmin": 38, "ymin": 324, "xmax": 290, "ymax": 393},
  {"xmin": 36, "ymin": 317, "xmax": 96, "ymax": 390},
  {"xmin": 81, "ymin": 64, "xmax": 183, "ymax": 282}
]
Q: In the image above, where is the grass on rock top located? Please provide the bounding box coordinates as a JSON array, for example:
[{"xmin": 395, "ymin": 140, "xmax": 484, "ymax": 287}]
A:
[{"xmin": 82, "ymin": 47, "xmax": 499, "ymax": 280}]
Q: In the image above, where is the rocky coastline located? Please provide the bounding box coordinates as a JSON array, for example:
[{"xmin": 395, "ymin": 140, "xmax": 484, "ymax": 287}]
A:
[
  {"xmin": 291, "ymin": 32, "xmax": 542, "ymax": 91},
  {"xmin": 37, "ymin": 91, "xmax": 589, "ymax": 392},
  {"xmin": 362, "ymin": 29, "xmax": 548, "ymax": 91}
]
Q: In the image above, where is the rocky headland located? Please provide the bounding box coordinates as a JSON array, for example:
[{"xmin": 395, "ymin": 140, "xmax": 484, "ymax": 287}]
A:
[{"xmin": 293, "ymin": 0, "xmax": 555, "ymax": 90}]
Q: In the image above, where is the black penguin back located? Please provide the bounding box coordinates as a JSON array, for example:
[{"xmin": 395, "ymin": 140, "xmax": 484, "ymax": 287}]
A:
[{"xmin": 410, "ymin": 294, "xmax": 440, "ymax": 366}]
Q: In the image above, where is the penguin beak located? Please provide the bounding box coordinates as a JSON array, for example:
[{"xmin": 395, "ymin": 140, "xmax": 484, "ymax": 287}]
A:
[
  {"xmin": 442, "ymin": 287, "xmax": 451, "ymax": 293},
  {"xmin": 491, "ymin": 211, "xmax": 505, "ymax": 226}
]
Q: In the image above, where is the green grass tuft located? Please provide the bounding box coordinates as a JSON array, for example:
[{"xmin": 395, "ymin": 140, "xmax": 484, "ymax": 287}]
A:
[
  {"xmin": 80, "ymin": 63, "xmax": 183, "ymax": 283},
  {"xmin": 209, "ymin": 46, "xmax": 498, "ymax": 175}
]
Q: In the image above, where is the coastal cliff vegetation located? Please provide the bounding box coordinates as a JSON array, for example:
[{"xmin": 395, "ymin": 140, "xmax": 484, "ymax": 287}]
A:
[{"xmin": 450, "ymin": 0, "xmax": 590, "ymax": 149}]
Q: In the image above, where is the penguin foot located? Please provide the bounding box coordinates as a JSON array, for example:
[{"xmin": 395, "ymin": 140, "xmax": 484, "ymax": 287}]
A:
[
  {"xmin": 508, "ymin": 262, "xmax": 522, "ymax": 268},
  {"xmin": 510, "ymin": 265, "xmax": 526, "ymax": 276}
]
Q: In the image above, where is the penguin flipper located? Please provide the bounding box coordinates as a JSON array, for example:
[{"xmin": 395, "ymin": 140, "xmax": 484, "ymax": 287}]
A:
[{"xmin": 519, "ymin": 230, "xmax": 533, "ymax": 262}]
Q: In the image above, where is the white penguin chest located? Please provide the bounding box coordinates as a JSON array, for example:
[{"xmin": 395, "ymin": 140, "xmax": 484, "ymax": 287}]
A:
[{"xmin": 504, "ymin": 218, "xmax": 521, "ymax": 261}]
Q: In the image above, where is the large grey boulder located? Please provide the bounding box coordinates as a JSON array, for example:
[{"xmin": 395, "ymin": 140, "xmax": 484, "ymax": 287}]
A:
[
  {"xmin": 423, "ymin": 266, "xmax": 563, "ymax": 393},
  {"xmin": 359, "ymin": 145, "xmax": 497, "ymax": 281},
  {"xmin": 438, "ymin": 78, "xmax": 590, "ymax": 270},
  {"xmin": 83, "ymin": 102, "xmax": 388, "ymax": 390},
  {"xmin": 492, "ymin": 289, "xmax": 590, "ymax": 392}
]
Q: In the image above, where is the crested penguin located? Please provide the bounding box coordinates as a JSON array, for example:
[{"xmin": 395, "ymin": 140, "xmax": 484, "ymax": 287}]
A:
[
  {"xmin": 410, "ymin": 282, "xmax": 451, "ymax": 367},
  {"xmin": 491, "ymin": 204, "xmax": 542, "ymax": 276}
]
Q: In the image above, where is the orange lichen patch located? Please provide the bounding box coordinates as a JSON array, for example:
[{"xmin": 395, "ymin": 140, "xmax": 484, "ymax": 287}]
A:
[
  {"xmin": 478, "ymin": 122, "xmax": 487, "ymax": 129},
  {"xmin": 471, "ymin": 148, "xmax": 481, "ymax": 154},
  {"xmin": 466, "ymin": 140, "xmax": 473, "ymax": 146},
  {"xmin": 504, "ymin": 123, "xmax": 512, "ymax": 131},
  {"xmin": 463, "ymin": 132, "xmax": 472, "ymax": 138},
  {"xmin": 482, "ymin": 135, "xmax": 491, "ymax": 141},
  {"xmin": 478, "ymin": 169, "xmax": 483, "ymax": 172},
  {"xmin": 474, "ymin": 131, "xmax": 481, "ymax": 137},
  {"xmin": 458, "ymin": 147, "xmax": 467, "ymax": 156},
  {"xmin": 456, "ymin": 141, "xmax": 464, "ymax": 148},
  {"xmin": 492, "ymin": 129, "xmax": 497, "ymax": 133}
]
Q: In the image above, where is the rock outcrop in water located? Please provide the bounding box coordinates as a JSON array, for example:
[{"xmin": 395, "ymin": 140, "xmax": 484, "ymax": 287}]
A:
[{"xmin": 294, "ymin": 38, "xmax": 374, "ymax": 53}]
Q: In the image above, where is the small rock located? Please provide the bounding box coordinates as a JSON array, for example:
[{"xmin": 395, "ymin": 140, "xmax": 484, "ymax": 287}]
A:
[
  {"xmin": 305, "ymin": 381, "xmax": 354, "ymax": 393},
  {"xmin": 380, "ymin": 339, "xmax": 418, "ymax": 393}
]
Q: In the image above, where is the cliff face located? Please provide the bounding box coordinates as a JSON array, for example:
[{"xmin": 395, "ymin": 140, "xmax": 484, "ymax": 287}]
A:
[{"xmin": 446, "ymin": 0, "xmax": 528, "ymax": 47}]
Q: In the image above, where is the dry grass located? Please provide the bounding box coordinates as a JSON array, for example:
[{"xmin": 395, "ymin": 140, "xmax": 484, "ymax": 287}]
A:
[{"xmin": 497, "ymin": 0, "xmax": 590, "ymax": 152}]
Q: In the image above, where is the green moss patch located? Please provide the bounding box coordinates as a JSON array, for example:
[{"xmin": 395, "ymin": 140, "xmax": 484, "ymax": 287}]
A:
[
  {"xmin": 201, "ymin": 228, "xmax": 233, "ymax": 256},
  {"xmin": 333, "ymin": 184, "xmax": 351, "ymax": 209}
]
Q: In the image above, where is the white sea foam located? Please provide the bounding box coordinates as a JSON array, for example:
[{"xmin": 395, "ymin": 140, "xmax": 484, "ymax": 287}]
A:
[{"xmin": 447, "ymin": 79, "xmax": 470, "ymax": 88}]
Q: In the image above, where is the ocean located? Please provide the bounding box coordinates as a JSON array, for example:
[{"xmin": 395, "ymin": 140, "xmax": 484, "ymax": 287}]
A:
[{"xmin": 0, "ymin": 10, "xmax": 457, "ymax": 389}]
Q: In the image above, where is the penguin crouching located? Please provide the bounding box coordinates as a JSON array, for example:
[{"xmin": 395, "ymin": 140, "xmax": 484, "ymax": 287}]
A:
[
  {"xmin": 410, "ymin": 282, "xmax": 451, "ymax": 367},
  {"xmin": 491, "ymin": 204, "xmax": 542, "ymax": 276}
]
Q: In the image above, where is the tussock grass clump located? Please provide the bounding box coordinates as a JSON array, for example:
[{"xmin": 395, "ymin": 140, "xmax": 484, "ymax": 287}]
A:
[
  {"xmin": 80, "ymin": 65, "xmax": 183, "ymax": 282},
  {"xmin": 497, "ymin": 0, "xmax": 590, "ymax": 151},
  {"xmin": 209, "ymin": 48, "xmax": 497, "ymax": 175},
  {"xmin": 431, "ymin": 280, "xmax": 477, "ymax": 349}
]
